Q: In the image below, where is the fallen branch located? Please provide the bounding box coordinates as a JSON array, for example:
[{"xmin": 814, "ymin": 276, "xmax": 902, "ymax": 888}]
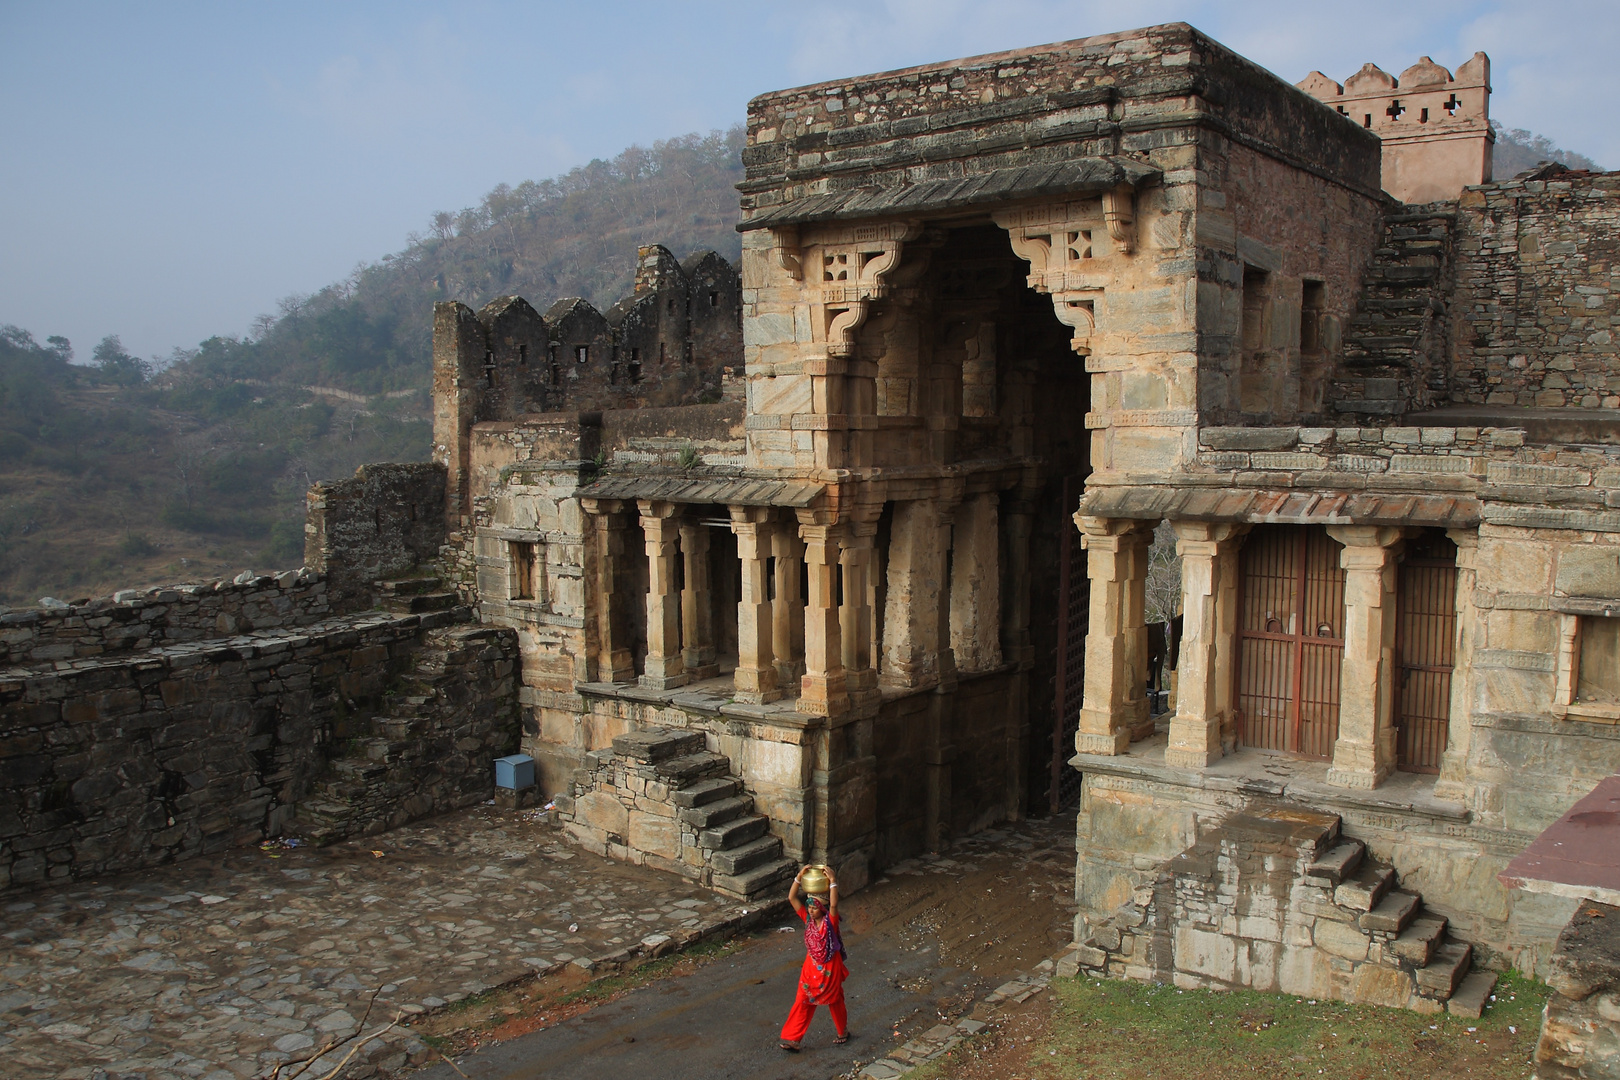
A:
[
  {"xmin": 433, "ymin": 1047, "xmax": 471, "ymax": 1079},
  {"xmin": 311, "ymin": 1018, "xmax": 400, "ymax": 1080}
]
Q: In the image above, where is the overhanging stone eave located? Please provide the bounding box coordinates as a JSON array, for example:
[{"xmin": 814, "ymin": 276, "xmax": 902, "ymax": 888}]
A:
[
  {"xmin": 1077, "ymin": 485, "xmax": 1482, "ymax": 530},
  {"xmin": 736, "ymin": 157, "xmax": 1162, "ymax": 232},
  {"xmin": 576, "ymin": 472, "xmax": 824, "ymax": 509}
]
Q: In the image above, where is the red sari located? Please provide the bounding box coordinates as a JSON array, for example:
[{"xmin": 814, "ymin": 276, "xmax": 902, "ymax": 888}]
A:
[{"xmin": 780, "ymin": 907, "xmax": 848, "ymax": 1043}]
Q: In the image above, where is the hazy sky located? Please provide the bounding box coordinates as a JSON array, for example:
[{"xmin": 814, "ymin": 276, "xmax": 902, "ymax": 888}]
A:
[{"xmin": 3, "ymin": 0, "xmax": 1615, "ymax": 361}]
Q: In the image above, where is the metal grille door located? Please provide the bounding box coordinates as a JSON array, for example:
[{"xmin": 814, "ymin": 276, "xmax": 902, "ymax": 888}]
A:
[
  {"xmin": 1237, "ymin": 527, "xmax": 1346, "ymax": 759},
  {"xmin": 1050, "ymin": 476, "xmax": 1088, "ymax": 811},
  {"xmin": 1395, "ymin": 533, "xmax": 1458, "ymax": 772}
]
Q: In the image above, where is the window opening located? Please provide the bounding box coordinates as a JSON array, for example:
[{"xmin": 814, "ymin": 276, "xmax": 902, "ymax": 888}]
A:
[
  {"xmin": 823, "ymin": 253, "xmax": 849, "ymax": 281},
  {"xmin": 1066, "ymin": 230, "xmax": 1092, "ymax": 261},
  {"xmin": 518, "ymin": 343, "xmax": 528, "ymax": 364},
  {"xmin": 629, "ymin": 348, "xmax": 642, "ymax": 383},
  {"xmin": 1385, "ymin": 99, "xmax": 1405, "ymax": 121},
  {"xmin": 709, "ymin": 290, "xmax": 719, "ymax": 308},
  {"xmin": 1444, "ymin": 93, "xmax": 1461, "ymax": 115},
  {"xmin": 660, "ymin": 341, "xmax": 667, "ymax": 364},
  {"xmin": 1300, "ymin": 280, "xmax": 1326, "ymax": 354},
  {"xmin": 1419, "ymin": 107, "xmax": 1430, "ymax": 124},
  {"xmin": 483, "ymin": 349, "xmax": 495, "ymax": 388},
  {"xmin": 1364, "ymin": 114, "xmax": 1373, "ymax": 128},
  {"xmin": 1579, "ymin": 617, "xmax": 1620, "ymax": 704},
  {"xmin": 510, "ymin": 541, "xmax": 541, "ymax": 602},
  {"xmin": 765, "ymin": 556, "xmax": 776, "ymax": 602},
  {"xmin": 575, "ymin": 344, "xmax": 588, "ymax": 365}
]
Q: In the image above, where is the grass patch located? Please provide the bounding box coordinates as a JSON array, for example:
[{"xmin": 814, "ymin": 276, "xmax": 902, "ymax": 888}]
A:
[{"xmin": 1034, "ymin": 971, "xmax": 1547, "ymax": 1079}]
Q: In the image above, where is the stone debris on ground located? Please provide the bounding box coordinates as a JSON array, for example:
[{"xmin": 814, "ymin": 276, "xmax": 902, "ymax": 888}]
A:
[
  {"xmin": 0, "ymin": 805, "xmax": 773, "ymax": 1080},
  {"xmin": 853, "ymin": 966, "xmax": 1053, "ymax": 1079}
]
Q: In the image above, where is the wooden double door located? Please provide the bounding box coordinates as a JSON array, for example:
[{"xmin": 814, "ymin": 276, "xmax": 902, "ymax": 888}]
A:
[{"xmin": 1235, "ymin": 526, "xmax": 1457, "ymax": 769}]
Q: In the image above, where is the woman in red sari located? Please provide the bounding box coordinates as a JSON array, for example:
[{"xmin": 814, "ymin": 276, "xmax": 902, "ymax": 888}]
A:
[{"xmin": 779, "ymin": 864, "xmax": 850, "ymax": 1051}]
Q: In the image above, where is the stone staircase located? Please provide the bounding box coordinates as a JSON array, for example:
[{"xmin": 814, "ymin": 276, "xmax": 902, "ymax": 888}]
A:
[
  {"xmin": 555, "ymin": 727, "xmax": 797, "ymax": 902},
  {"xmin": 375, "ymin": 575, "xmax": 460, "ymax": 615},
  {"xmin": 1330, "ymin": 204, "xmax": 1457, "ymax": 420},
  {"xmin": 293, "ymin": 622, "xmax": 518, "ymax": 843},
  {"xmin": 1063, "ymin": 806, "xmax": 1496, "ymax": 1017}
]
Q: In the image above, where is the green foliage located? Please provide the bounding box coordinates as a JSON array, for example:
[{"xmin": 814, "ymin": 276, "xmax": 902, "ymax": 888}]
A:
[
  {"xmin": 90, "ymin": 335, "xmax": 152, "ymax": 387},
  {"xmin": 677, "ymin": 444, "xmax": 701, "ymax": 470},
  {"xmin": 1493, "ymin": 121, "xmax": 1603, "ymax": 178}
]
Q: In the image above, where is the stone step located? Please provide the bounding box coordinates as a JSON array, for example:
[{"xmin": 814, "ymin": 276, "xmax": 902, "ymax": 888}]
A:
[
  {"xmin": 712, "ymin": 857, "xmax": 797, "ymax": 902},
  {"xmin": 1415, "ymin": 941, "xmax": 1473, "ymax": 998},
  {"xmin": 709, "ymin": 834, "xmax": 785, "ymax": 876},
  {"xmin": 699, "ymin": 814, "xmax": 769, "ymax": 851},
  {"xmin": 1392, "ymin": 915, "xmax": 1448, "ymax": 966},
  {"xmin": 678, "ymin": 794, "xmax": 753, "ymax": 830},
  {"xmin": 375, "ymin": 577, "xmax": 445, "ymax": 596},
  {"xmin": 383, "ymin": 592, "xmax": 458, "ymax": 615},
  {"xmin": 612, "ymin": 728, "xmax": 708, "ymax": 764},
  {"xmin": 1307, "ymin": 840, "xmax": 1365, "ymax": 885},
  {"xmin": 333, "ymin": 757, "xmax": 388, "ymax": 779},
  {"xmin": 672, "ymin": 777, "xmax": 740, "ymax": 809},
  {"xmin": 1447, "ymin": 970, "xmax": 1497, "ymax": 1019},
  {"xmin": 1335, "ymin": 864, "xmax": 1395, "ymax": 912},
  {"xmin": 1360, "ymin": 890, "xmax": 1421, "ymax": 934},
  {"xmin": 656, "ymin": 752, "xmax": 732, "ymax": 786}
]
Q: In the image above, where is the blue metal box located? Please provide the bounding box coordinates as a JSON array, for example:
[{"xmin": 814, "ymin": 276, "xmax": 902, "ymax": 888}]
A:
[{"xmin": 494, "ymin": 754, "xmax": 536, "ymax": 790}]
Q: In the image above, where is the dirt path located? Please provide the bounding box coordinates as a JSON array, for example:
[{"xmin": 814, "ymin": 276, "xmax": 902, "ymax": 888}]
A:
[{"xmin": 408, "ymin": 813, "xmax": 1079, "ymax": 1078}]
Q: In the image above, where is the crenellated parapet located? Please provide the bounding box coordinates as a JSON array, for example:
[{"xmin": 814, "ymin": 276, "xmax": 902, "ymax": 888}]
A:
[
  {"xmin": 1299, "ymin": 53, "xmax": 1492, "ymax": 204},
  {"xmin": 432, "ymin": 244, "xmax": 742, "ymax": 526}
]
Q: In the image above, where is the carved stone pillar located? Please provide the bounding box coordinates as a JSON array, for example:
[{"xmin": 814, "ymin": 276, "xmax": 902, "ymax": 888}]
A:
[
  {"xmin": 840, "ymin": 523, "xmax": 878, "ymax": 706},
  {"xmin": 796, "ymin": 518, "xmax": 847, "ymax": 717},
  {"xmin": 880, "ymin": 498, "xmax": 953, "ymax": 689},
  {"xmin": 582, "ymin": 499, "xmax": 635, "ymax": 683},
  {"xmin": 1434, "ymin": 529, "xmax": 1478, "ymax": 804},
  {"xmin": 730, "ymin": 507, "xmax": 780, "ymax": 704},
  {"xmin": 1076, "ymin": 516, "xmax": 1154, "ymax": 756},
  {"xmin": 772, "ymin": 527, "xmax": 805, "ymax": 690},
  {"xmin": 638, "ymin": 500, "xmax": 688, "ymax": 691},
  {"xmin": 678, "ymin": 519, "xmax": 718, "ymax": 680},
  {"xmin": 1325, "ymin": 525, "xmax": 1404, "ymax": 789},
  {"xmin": 949, "ymin": 492, "xmax": 1003, "ymax": 673},
  {"xmin": 1166, "ymin": 521, "xmax": 1246, "ymax": 769}
]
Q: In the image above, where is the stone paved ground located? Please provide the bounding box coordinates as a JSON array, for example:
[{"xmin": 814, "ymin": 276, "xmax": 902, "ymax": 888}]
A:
[{"xmin": 0, "ymin": 804, "xmax": 768, "ymax": 1080}]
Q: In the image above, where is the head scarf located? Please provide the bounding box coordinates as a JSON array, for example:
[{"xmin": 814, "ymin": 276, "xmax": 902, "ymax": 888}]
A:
[{"xmin": 803, "ymin": 894, "xmax": 834, "ymax": 963}]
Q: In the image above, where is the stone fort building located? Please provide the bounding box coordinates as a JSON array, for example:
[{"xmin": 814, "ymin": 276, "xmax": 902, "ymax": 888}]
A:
[{"xmin": 5, "ymin": 21, "xmax": 1619, "ymax": 1028}]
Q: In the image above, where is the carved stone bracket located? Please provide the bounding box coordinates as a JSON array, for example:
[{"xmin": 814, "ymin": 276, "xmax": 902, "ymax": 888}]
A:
[
  {"xmin": 772, "ymin": 225, "xmax": 802, "ymax": 281},
  {"xmin": 1101, "ymin": 185, "xmax": 1136, "ymax": 255},
  {"xmin": 994, "ymin": 197, "xmax": 1134, "ymax": 356},
  {"xmin": 803, "ymin": 221, "xmax": 922, "ymax": 357}
]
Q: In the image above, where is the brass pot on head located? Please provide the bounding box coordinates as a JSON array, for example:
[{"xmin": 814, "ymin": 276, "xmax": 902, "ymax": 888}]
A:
[{"xmin": 799, "ymin": 864, "xmax": 831, "ymax": 897}]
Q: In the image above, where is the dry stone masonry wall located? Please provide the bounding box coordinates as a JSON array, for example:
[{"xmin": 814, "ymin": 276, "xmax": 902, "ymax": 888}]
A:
[
  {"xmin": 0, "ymin": 570, "xmax": 331, "ymax": 667},
  {"xmin": 1451, "ymin": 170, "xmax": 1620, "ymax": 410},
  {"xmin": 0, "ymin": 571, "xmax": 519, "ymax": 892}
]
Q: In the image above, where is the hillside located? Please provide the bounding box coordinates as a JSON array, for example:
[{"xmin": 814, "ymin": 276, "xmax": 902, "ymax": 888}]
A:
[
  {"xmin": 0, "ymin": 122, "xmax": 1601, "ymax": 608},
  {"xmin": 176, "ymin": 127, "xmax": 747, "ymax": 399}
]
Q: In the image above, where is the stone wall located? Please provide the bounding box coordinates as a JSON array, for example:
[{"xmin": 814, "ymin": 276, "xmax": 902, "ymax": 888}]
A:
[
  {"xmin": 0, "ymin": 571, "xmax": 330, "ymax": 667},
  {"xmin": 0, "ymin": 605, "xmax": 517, "ymax": 892},
  {"xmin": 305, "ymin": 462, "xmax": 448, "ymax": 611},
  {"xmin": 1451, "ymin": 169, "xmax": 1620, "ymax": 409},
  {"xmin": 1536, "ymin": 900, "xmax": 1620, "ymax": 1079}
]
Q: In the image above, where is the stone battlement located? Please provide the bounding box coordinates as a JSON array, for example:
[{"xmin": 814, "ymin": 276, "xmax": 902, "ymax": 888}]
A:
[{"xmin": 1300, "ymin": 53, "xmax": 1492, "ymax": 203}]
